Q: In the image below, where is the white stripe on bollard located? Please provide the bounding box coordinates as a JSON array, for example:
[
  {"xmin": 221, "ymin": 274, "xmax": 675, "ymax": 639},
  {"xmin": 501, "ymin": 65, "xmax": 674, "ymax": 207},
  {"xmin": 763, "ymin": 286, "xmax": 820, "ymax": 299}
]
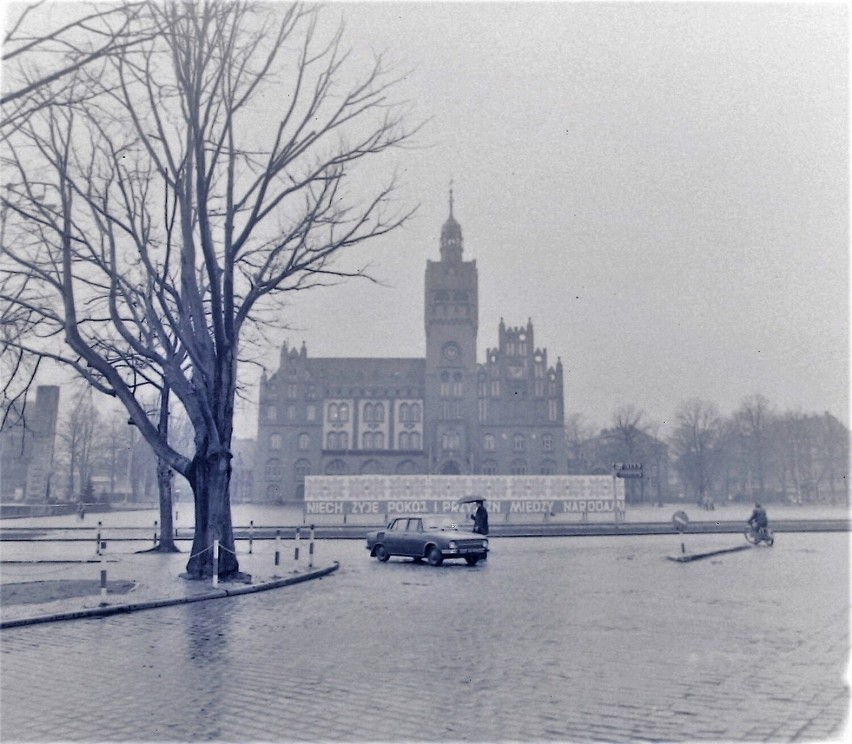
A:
[{"xmin": 212, "ymin": 539, "xmax": 219, "ymax": 588}]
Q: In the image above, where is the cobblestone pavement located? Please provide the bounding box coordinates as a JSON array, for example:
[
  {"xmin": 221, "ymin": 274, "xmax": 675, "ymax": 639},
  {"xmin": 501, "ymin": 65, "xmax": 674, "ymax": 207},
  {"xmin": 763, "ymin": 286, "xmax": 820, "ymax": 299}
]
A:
[{"xmin": 1, "ymin": 532, "xmax": 848, "ymax": 742}]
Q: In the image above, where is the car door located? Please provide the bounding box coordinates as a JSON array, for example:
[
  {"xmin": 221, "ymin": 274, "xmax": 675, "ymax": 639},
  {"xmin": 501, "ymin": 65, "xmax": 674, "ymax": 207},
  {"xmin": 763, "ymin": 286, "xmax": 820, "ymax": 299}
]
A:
[
  {"xmin": 382, "ymin": 518, "xmax": 406, "ymax": 555},
  {"xmin": 396, "ymin": 517, "xmax": 424, "ymax": 557}
]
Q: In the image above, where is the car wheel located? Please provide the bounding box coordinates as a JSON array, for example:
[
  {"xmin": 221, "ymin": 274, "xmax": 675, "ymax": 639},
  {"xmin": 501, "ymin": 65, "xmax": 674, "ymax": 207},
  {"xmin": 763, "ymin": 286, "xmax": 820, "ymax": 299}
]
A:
[
  {"xmin": 464, "ymin": 556, "xmax": 479, "ymax": 566},
  {"xmin": 374, "ymin": 545, "xmax": 390, "ymax": 562},
  {"xmin": 426, "ymin": 546, "xmax": 443, "ymax": 566}
]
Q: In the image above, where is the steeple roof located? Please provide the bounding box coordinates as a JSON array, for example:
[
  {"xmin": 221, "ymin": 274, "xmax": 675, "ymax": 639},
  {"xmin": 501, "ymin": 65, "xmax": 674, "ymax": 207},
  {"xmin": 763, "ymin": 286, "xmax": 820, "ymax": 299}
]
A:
[{"xmin": 440, "ymin": 182, "xmax": 463, "ymax": 262}]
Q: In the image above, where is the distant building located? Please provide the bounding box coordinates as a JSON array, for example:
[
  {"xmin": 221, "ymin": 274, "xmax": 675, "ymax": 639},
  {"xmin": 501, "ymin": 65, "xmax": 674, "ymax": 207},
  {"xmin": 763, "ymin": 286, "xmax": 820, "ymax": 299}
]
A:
[
  {"xmin": 255, "ymin": 192, "xmax": 567, "ymax": 502},
  {"xmin": 0, "ymin": 386, "xmax": 60, "ymax": 502}
]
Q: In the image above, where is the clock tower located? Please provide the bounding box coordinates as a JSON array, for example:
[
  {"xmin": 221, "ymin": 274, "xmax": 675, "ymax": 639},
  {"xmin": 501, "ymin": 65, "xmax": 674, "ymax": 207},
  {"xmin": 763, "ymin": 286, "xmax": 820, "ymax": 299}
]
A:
[{"xmin": 424, "ymin": 188, "xmax": 479, "ymax": 474}]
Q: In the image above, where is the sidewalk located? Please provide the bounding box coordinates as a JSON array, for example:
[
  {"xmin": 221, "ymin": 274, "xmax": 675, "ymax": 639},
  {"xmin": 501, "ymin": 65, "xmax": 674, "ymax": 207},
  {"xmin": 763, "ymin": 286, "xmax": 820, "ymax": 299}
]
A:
[{"xmin": 0, "ymin": 545, "xmax": 337, "ymax": 628}]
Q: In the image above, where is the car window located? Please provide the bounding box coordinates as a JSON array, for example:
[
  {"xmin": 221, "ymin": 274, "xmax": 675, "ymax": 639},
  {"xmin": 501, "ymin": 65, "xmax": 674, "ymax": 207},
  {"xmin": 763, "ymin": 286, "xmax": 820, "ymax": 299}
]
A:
[
  {"xmin": 407, "ymin": 518, "xmax": 422, "ymax": 532},
  {"xmin": 387, "ymin": 519, "xmax": 403, "ymax": 531}
]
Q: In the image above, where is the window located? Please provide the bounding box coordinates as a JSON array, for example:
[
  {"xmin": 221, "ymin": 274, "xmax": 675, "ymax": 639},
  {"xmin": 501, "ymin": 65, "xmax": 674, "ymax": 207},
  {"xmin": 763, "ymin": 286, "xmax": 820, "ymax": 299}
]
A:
[
  {"xmin": 491, "ymin": 380, "xmax": 500, "ymax": 397},
  {"xmin": 298, "ymin": 433, "xmax": 310, "ymax": 451},
  {"xmin": 548, "ymin": 400, "xmax": 558, "ymax": 422},
  {"xmin": 483, "ymin": 434, "xmax": 496, "ymax": 451},
  {"xmin": 540, "ymin": 459, "xmax": 557, "ymax": 475},
  {"xmin": 399, "ymin": 402, "xmax": 409, "ymax": 422},
  {"xmin": 510, "ymin": 459, "xmax": 528, "ymax": 475},
  {"xmin": 363, "ymin": 403, "xmax": 373, "ymax": 422},
  {"xmin": 481, "ymin": 460, "xmax": 498, "ymax": 475},
  {"xmin": 325, "ymin": 431, "xmax": 348, "ymax": 450},
  {"xmin": 287, "ymin": 384, "xmax": 298, "ymax": 400},
  {"xmin": 440, "ymin": 371, "xmax": 450, "ymax": 398},
  {"xmin": 267, "ymin": 406, "xmax": 277, "ymax": 422},
  {"xmin": 269, "ymin": 433, "xmax": 282, "ymax": 450},
  {"xmin": 326, "ymin": 459, "xmax": 348, "ymax": 475},
  {"xmin": 452, "ymin": 372, "xmax": 463, "ymax": 398},
  {"xmin": 442, "ymin": 430, "xmax": 460, "ymax": 450},
  {"xmin": 399, "ymin": 431, "xmax": 410, "ymax": 449},
  {"xmin": 478, "ymin": 398, "xmax": 488, "ymax": 423},
  {"xmin": 362, "ymin": 431, "xmax": 384, "ymax": 449},
  {"xmin": 411, "ymin": 403, "xmax": 420, "ymax": 422},
  {"xmin": 328, "ymin": 403, "xmax": 338, "ymax": 422},
  {"xmin": 339, "ymin": 403, "xmax": 349, "ymax": 422},
  {"xmin": 294, "ymin": 459, "xmax": 311, "ymax": 480},
  {"xmin": 306, "ymin": 405, "xmax": 316, "ymax": 422},
  {"xmin": 265, "ymin": 459, "xmax": 283, "ymax": 479},
  {"xmin": 542, "ymin": 433, "xmax": 553, "ymax": 451},
  {"xmin": 287, "ymin": 405, "xmax": 296, "ymax": 421},
  {"xmin": 513, "ymin": 433, "xmax": 525, "ymax": 451}
]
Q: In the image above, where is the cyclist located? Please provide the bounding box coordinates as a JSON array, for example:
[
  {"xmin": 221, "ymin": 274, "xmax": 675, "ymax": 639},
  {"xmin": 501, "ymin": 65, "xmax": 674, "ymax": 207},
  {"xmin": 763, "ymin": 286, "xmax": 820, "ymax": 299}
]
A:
[{"xmin": 747, "ymin": 503, "xmax": 769, "ymax": 538}]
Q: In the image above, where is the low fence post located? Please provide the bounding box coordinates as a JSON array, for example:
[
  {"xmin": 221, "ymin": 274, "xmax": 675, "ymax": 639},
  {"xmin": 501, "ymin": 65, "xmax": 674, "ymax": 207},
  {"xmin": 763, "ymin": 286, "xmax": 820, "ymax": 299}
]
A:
[
  {"xmin": 99, "ymin": 539, "xmax": 108, "ymax": 602},
  {"xmin": 212, "ymin": 539, "xmax": 219, "ymax": 588},
  {"xmin": 95, "ymin": 521, "xmax": 102, "ymax": 556},
  {"xmin": 308, "ymin": 524, "xmax": 315, "ymax": 569},
  {"xmin": 153, "ymin": 520, "xmax": 159, "ymax": 548},
  {"xmin": 249, "ymin": 520, "xmax": 254, "ymax": 554}
]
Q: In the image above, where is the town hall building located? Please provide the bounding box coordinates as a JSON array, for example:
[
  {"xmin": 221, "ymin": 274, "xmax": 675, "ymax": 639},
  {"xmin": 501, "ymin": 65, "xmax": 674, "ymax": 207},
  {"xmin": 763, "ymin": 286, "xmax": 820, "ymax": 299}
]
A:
[{"xmin": 255, "ymin": 192, "xmax": 566, "ymax": 502}]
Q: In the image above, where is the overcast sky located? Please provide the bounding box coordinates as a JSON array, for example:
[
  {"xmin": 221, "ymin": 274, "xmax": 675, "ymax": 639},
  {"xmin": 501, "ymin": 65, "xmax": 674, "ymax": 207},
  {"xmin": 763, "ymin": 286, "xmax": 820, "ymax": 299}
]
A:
[
  {"xmin": 14, "ymin": 1, "xmax": 849, "ymax": 437},
  {"xmin": 241, "ymin": 1, "xmax": 848, "ymax": 436}
]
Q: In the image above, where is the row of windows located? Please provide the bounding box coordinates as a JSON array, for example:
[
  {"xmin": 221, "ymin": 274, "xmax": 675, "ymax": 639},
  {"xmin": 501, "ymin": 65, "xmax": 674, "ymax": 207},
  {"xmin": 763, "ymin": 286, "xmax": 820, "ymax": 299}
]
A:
[
  {"xmin": 269, "ymin": 429, "xmax": 557, "ymax": 453},
  {"xmin": 264, "ymin": 457, "xmax": 558, "ymax": 480}
]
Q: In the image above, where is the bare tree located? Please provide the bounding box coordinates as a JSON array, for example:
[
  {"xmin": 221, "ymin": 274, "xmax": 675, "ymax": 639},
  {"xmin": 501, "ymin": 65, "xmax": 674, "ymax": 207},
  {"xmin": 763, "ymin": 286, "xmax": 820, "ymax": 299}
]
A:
[
  {"xmin": 607, "ymin": 404, "xmax": 646, "ymax": 502},
  {"xmin": 56, "ymin": 384, "xmax": 102, "ymax": 501},
  {"xmin": 670, "ymin": 399, "xmax": 723, "ymax": 505},
  {"xmin": 1, "ymin": 1, "xmax": 417, "ymax": 579}
]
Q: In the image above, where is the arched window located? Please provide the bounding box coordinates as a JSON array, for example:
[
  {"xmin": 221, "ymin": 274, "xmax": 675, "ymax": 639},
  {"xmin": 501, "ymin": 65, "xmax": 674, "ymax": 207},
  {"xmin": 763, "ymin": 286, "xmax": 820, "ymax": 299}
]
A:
[
  {"xmin": 396, "ymin": 460, "xmax": 417, "ymax": 475},
  {"xmin": 399, "ymin": 402, "xmax": 409, "ymax": 422},
  {"xmin": 483, "ymin": 434, "xmax": 496, "ymax": 451},
  {"xmin": 510, "ymin": 459, "xmax": 528, "ymax": 475},
  {"xmin": 410, "ymin": 403, "xmax": 421, "ymax": 422},
  {"xmin": 513, "ymin": 433, "xmax": 525, "ymax": 451},
  {"xmin": 265, "ymin": 459, "xmax": 283, "ymax": 479},
  {"xmin": 294, "ymin": 459, "xmax": 311, "ymax": 480},
  {"xmin": 399, "ymin": 432, "xmax": 410, "ymax": 449},
  {"xmin": 452, "ymin": 372, "xmax": 463, "ymax": 398},
  {"xmin": 360, "ymin": 459, "xmax": 383, "ymax": 475},
  {"xmin": 481, "ymin": 460, "xmax": 498, "ymax": 475},
  {"xmin": 269, "ymin": 433, "xmax": 282, "ymax": 450},
  {"xmin": 328, "ymin": 403, "xmax": 338, "ymax": 422},
  {"xmin": 326, "ymin": 459, "xmax": 348, "ymax": 475},
  {"xmin": 440, "ymin": 371, "xmax": 450, "ymax": 397},
  {"xmin": 297, "ymin": 433, "xmax": 310, "ymax": 451},
  {"xmin": 267, "ymin": 406, "xmax": 278, "ymax": 422},
  {"xmin": 442, "ymin": 430, "xmax": 460, "ymax": 451},
  {"xmin": 410, "ymin": 432, "xmax": 421, "ymax": 449},
  {"xmin": 540, "ymin": 459, "xmax": 557, "ymax": 475},
  {"xmin": 375, "ymin": 403, "xmax": 384, "ymax": 422},
  {"xmin": 542, "ymin": 433, "xmax": 553, "ymax": 451},
  {"xmin": 339, "ymin": 403, "xmax": 349, "ymax": 422},
  {"xmin": 363, "ymin": 403, "xmax": 374, "ymax": 422}
]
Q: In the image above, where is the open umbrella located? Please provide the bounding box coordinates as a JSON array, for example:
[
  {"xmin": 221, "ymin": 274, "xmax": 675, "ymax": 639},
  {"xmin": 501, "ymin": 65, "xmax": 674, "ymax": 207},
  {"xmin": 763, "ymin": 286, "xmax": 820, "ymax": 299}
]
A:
[{"xmin": 457, "ymin": 495, "xmax": 485, "ymax": 504}]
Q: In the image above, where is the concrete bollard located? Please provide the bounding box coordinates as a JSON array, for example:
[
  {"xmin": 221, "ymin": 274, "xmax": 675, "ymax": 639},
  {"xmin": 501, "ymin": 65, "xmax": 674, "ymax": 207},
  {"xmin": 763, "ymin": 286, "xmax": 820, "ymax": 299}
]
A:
[
  {"xmin": 212, "ymin": 539, "xmax": 219, "ymax": 588},
  {"xmin": 96, "ymin": 521, "xmax": 102, "ymax": 556},
  {"xmin": 274, "ymin": 529, "xmax": 281, "ymax": 567},
  {"xmin": 249, "ymin": 520, "xmax": 254, "ymax": 554},
  {"xmin": 294, "ymin": 527, "xmax": 301, "ymax": 572},
  {"xmin": 153, "ymin": 520, "xmax": 159, "ymax": 547},
  {"xmin": 308, "ymin": 525, "xmax": 315, "ymax": 569}
]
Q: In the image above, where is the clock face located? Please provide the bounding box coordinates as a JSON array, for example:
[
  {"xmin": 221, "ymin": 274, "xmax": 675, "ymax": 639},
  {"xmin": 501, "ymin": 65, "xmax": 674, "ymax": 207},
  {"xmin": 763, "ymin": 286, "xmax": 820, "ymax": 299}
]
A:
[{"xmin": 442, "ymin": 342, "xmax": 461, "ymax": 361}]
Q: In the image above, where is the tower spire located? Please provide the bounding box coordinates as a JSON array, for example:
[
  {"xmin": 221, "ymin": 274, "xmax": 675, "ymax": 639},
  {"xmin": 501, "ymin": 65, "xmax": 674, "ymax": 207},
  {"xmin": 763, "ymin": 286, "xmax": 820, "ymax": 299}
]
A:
[
  {"xmin": 449, "ymin": 178, "xmax": 454, "ymax": 218},
  {"xmin": 439, "ymin": 182, "xmax": 463, "ymax": 262}
]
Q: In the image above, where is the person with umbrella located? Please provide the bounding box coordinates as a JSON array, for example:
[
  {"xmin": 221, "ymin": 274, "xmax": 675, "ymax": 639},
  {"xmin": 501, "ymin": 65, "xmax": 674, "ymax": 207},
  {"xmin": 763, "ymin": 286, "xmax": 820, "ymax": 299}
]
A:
[{"xmin": 470, "ymin": 499, "xmax": 489, "ymax": 535}]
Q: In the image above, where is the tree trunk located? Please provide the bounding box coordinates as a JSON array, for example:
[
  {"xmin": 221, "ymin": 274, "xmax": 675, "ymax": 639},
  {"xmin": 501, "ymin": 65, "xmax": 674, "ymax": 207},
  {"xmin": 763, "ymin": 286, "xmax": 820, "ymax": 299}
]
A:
[
  {"xmin": 184, "ymin": 449, "xmax": 241, "ymax": 580},
  {"xmin": 151, "ymin": 385, "xmax": 178, "ymax": 552}
]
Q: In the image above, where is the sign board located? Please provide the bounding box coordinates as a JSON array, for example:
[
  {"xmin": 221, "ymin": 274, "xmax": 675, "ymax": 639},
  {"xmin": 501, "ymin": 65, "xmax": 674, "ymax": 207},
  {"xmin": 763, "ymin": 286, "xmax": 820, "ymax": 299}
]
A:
[
  {"xmin": 672, "ymin": 510, "xmax": 689, "ymax": 532},
  {"xmin": 305, "ymin": 475, "xmax": 626, "ymax": 519}
]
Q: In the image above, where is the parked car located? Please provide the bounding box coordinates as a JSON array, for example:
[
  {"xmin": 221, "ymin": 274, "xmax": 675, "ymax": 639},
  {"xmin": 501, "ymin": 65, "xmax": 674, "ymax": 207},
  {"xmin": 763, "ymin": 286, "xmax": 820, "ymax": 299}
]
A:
[{"xmin": 366, "ymin": 515, "xmax": 489, "ymax": 566}]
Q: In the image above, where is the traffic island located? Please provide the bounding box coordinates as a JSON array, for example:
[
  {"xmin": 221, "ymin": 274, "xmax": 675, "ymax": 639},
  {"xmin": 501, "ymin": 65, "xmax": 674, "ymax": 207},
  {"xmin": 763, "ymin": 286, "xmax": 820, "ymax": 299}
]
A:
[{"xmin": 0, "ymin": 561, "xmax": 340, "ymax": 629}]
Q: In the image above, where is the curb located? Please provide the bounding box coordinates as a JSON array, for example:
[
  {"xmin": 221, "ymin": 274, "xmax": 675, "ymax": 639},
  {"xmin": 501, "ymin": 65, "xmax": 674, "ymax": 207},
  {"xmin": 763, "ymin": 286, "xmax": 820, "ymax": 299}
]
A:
[{"xmin": 0, "ymin": 562, "xmax": 340, "ymax": 630}]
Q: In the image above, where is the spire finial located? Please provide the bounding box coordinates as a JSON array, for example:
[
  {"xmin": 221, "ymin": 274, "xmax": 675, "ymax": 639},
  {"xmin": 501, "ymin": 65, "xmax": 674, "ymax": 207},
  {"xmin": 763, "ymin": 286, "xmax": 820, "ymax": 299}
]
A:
[{"xmin": 449, "ymin": 178, "xmax": 454, "ymax": 218}]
